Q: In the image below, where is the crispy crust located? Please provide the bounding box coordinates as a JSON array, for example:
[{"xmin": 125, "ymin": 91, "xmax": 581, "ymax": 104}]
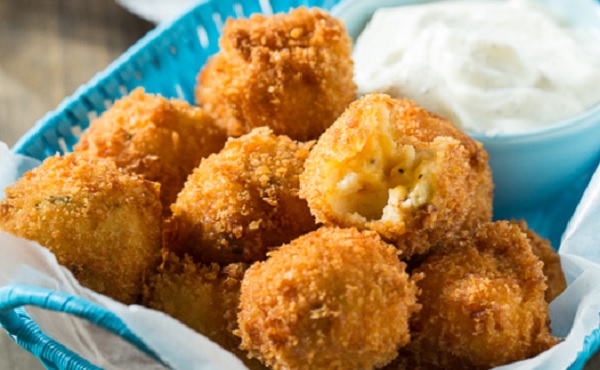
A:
[
  {"xmin": 143, "ymin": 252, "xmax": 265, "ymax": 369},
  {"xmin": 407, "ymin": 221, "xmax": 558, "ymax": 369},
  {"xmin": 165, "ymin": 127, "xmax": 317, "ymax": 265},
  {"xmin": 195, "ymin": 7, "xmax": 356, "ymax": 141},
  {"xmin": 74, "ymin": 88, "xmax": 226, "ymax": 210},
  {"xmin": 237, "ymin": 227, "xmax": 420, "ymax": 370},
  {"xmin": 512, "ymin": 220, "xmax": 567, "ymax": 303},
  {"xmin": 0, "ymin": 153, "xmax": 162, "ymax": 304},
  {"xmin": 300, "ymin": 93, "xmax": 493, "ymax": 258}
]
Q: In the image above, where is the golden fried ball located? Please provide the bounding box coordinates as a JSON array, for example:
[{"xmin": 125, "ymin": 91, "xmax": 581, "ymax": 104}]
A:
[
  {"xmin": 195, "ymin": 7, "xmax": 356, "ymax": 141},
  {"xmin": 407, "ymin": 221, "xmax": 558, "ymax": 369},
  {"xmin": 74, "ymin": 88, "xmax": 227, "ymax": 210},
  {"xmin": 0, "ymin": 154, "xmax": 162, "ymax": 304},
  {"xmin": 143, "ymin": 252, "xmax": 264, "ymax": 369},
  {"xmin": 237, "ymin": 227, "xmax": 420, "ymax": 370},
  {"xmin": 300, "ymin": 93, "xmax": 493, "ymax": 258},
  {"xmin": 512, "ymin": 220, "xmax": 567, "ymax": 303},
  {"xmin": 165, "ymin": 127, "xmax": 316, "ymax": 265}
]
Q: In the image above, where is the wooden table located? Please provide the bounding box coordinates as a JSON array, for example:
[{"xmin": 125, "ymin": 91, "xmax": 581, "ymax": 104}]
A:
[
  {"xmin": 1, "ymin": 1, "xmax": 600, "ymax": 369},
  {"xmin": 0, "ymin": 0, "xmax": 153, "ymax": 148}
]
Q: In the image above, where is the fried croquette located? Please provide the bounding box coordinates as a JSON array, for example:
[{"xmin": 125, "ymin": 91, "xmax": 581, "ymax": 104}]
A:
[
  {"xmin": 407, "ymin": 221, "xmax": 558, "ymax": 369},
  {"xmin": 300, "ymin": 93, "xmax": 493, "ymax": 258},
  {"xmin": 74, "ymin": 88, "xmax": 227, "ymax": 210},
  {"xmin": 165, "ymin": 127, "xmax": 316, "ymax": 265},
  {"xmin": 195, "ymin": 7, "xmax": 356, "ymax": 141},
  {"xmin": 143, "ymin": 252, "xmax": 265, "ymax": 369},
  {"xmin": 0, "ymin": 154, "xmax": 162, "ymax": 304},
  {"xmin": 236, "ymin": 227, "xmax": 420, "ymax": 370},
  {"xmin": 513, "ymin": 220, "xmax": 567, "ymax": 303}
]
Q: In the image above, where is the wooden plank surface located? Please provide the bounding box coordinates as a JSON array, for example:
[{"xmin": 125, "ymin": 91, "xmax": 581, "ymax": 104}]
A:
[
  {"xmin": 1, "ymin": 1, "xmax": 600, "ymax": 369},
  {"xmin": 0, "ymin": 0, "xmax": 153, "ymax": 147}
]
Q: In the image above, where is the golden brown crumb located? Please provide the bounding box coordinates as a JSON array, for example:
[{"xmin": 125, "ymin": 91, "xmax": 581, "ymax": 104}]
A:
[
  {"xmin": 143, "ymin": 252, "xmax": 265, "ymax": 369},
  {"xmin": 407, "ymin": 221, "xmax": 558, "ymax": 369},
  {"xmin": 165, "ymin": 127, "xmax": 317, "ymax": 265},
  {"xmin": 300, "ymin": 93, "xmax": 493, "ymax": 258},
  {"xmin": 237, "ymin": 227, "xmax": 420, "ymax": 370},
  {"xmin": 512, "ymin": 220, "xmax": 567, "ymax": 303},
  {"xmin": 195, "ymin": 7, "xmax": 356, "ymax": 141},
  {"xmin": 0, "ymin": 153, "xmax": 162, "ymax": 304},
  {"xmin": 74, "ymin": 88, "xmax": 227, "ymax": 210}
]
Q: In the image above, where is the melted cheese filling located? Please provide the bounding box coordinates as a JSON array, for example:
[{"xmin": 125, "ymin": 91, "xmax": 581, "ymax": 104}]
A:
[{"xmin": 331, "ymin": 115, "xmax": 434, "ymax": 222}]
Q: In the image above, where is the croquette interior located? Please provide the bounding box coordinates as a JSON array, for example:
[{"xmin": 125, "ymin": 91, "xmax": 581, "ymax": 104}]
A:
[{"xmin": 330, "ymin": 108, "xmax": 436, "ymax": 223}]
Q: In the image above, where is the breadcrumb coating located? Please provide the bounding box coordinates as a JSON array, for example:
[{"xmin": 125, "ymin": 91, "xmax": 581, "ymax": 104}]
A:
[
  {"xmin": 407, "ymin": 221, "xmax": 558, "ymax": 369},
  {"xmin": 165, "ymin": 127, "xmax": 316, "ymax": 265},
  {"xmin": 512, "ymin": 220, "xmax": 567, "ymax": 303},
  {"xmin": 0, "ymin": 154, "xmax": 162, "ymax": 304},
  {"xmin": 237, "ymin": 227, "xmax": 420, "ymax": 370},
  {"xmin": 74, "ymin": 88, "xmax": 226, "ymax": 210},
  {"xmin": 300, "ymin": 93, "xmax": 493, "ymax": 258},
  {"xmin": 143, "ymin": 252, "xmax": 264, "ymax": 369},
  {"xmin": 195, "ymin": 7, "xmax": 356, "ymax": 141}
]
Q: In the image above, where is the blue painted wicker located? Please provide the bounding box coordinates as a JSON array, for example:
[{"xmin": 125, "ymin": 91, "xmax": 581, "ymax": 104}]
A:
[
  {"xmin": 0, "ymin": 285, "xmax": 164, "ymax": 369},
  {"xmin": 1, "ymin": 0, "xmax": 599, "ymax": 368}
]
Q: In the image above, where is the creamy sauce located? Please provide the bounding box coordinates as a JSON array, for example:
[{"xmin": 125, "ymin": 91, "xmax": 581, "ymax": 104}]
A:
[{"xmin": 353, "ymin": 0, "xmax": 600, "ymax": 135}]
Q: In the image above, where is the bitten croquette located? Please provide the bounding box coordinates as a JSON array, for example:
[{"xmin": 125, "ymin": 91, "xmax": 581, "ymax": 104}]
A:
[
  {"xmin": 74, "ymin": 88, "xmax": 227, "ymax": 210},
  {"xmin": 165, "ymin": 127, "xmax": 317, "ymax": 265},
  {"xmin": 236, "ymin": 227, "xmax": 420, "ymax": 370},
  {"xmin": 195, "ymin": 7, "xmax": 356, "ymax": 141},
  {"xmin": 300, "ymin": 93, "xmax": 493, "ymax": 258},
  {"xmin": 0, "ymin": 153, "xmax": 162, "ymax": 304}
]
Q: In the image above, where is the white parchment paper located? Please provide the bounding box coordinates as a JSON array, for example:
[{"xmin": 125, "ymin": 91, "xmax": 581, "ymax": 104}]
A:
[{"xmin": 1, "ymin": 141, "xmax": 600, "ymax": 369}]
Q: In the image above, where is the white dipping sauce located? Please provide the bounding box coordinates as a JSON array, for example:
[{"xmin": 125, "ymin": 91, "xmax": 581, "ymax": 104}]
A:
[{"xmin": 353, "ymin": 0, "xmax": 600, "ymax": 135}]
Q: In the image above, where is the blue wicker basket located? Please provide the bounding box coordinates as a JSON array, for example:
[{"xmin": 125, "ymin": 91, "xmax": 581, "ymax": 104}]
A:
[{"xmin": 1, "ymin": 0, "xmax": 599, "ymax": 368}]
